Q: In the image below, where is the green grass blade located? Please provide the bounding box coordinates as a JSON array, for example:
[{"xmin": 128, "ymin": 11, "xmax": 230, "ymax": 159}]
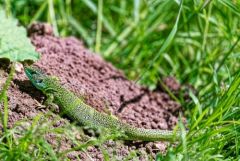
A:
[
  {"xmin": 30, "ymin": 1, "xmax": 48, "ymax": 24},
  {"xmin": 135, "ymin": 0, "xmax": 183, "ymax": 83},
  {"xmin": 81, "ymin": 0, "xmax": 116, "ymax": 36},
  {"xmin": 48, "ymin": 0, "xmax": 58, "ymax": 36},
  {"xmin": 95, "ymin": 0, "xmax": 103, "ymax": 53},
  {"xmin": 218, "ymin": 0, "xmax": 240, "ymax": 16},
  {"xmin": 67, "ymin": 15, "xmax": 91, "ymax": 46}
]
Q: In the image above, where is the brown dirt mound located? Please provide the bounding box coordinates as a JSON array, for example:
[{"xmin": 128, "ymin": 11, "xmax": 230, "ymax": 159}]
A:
[{"xmin": 0, "ymin": 23, "xmax": 184, "ymax": 160}]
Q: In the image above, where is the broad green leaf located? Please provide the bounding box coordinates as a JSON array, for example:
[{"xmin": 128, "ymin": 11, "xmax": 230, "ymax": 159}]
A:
[{"xmin": 0, "ymin": 11, "xmax": 40, "ymax": 62}]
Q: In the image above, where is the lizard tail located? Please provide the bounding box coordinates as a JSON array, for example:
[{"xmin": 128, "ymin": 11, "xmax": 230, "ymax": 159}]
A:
[{"xmin": 122, "ymin": 124, "xmax": 181, "ymax": 141}]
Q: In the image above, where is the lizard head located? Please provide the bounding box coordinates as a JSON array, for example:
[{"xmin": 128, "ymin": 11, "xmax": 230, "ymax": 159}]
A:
[{"xmin": 24, "ymin": 66, "xmax": 58, "ymax": 93}]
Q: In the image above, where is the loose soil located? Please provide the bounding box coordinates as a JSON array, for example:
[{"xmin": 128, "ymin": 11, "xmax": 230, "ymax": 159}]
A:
[{"xmin": 0, "ymin": 23, "xmax": 184, "ymax": 160}]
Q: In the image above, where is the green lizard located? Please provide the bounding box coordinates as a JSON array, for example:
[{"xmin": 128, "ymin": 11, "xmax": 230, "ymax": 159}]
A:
[{"xmin": 24, "ymin": 66, "xmax": 180, "ymax": 141}]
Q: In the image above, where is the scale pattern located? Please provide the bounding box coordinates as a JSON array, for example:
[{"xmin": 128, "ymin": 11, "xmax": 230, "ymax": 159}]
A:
[{"xmin": 25, "ymin": 67, "xmax": 180, "ymax": 141}]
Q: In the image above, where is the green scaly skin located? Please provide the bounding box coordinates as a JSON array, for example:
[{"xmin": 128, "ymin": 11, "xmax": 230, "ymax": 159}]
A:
[{"xmin": 24, "ymin": 66, "xmax": 180, "ymax": 141}]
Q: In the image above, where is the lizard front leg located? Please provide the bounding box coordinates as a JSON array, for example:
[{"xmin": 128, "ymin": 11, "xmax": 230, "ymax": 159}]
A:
[{"xmin": 44, "ymin": 94, "xmax": 59, "ymax": 113}]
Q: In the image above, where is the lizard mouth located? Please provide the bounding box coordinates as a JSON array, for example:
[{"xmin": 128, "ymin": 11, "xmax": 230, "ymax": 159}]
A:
[{"xmin": 25, "ymin": 67, "xmax": 37, "ymax": 79}]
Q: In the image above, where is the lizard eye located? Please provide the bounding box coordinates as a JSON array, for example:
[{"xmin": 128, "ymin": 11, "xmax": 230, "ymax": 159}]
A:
[
  {"xmin": 36, "ymin": 79, "xmax": 43, "ymax": 83},
  {"xmin": 34, "ymin": 78, "xmax": 46, "ymax": 90}
]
